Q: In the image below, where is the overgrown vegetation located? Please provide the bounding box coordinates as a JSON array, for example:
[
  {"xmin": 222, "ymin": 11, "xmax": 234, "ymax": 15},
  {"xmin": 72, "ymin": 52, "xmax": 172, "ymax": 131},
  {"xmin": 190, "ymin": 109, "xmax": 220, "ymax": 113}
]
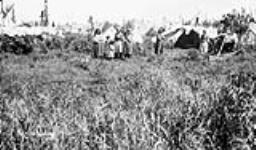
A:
[
  {"xmin": 1, "ymin": 8, "xmax": 256, "ymax": 149},
  {"xmin": 1, "ymin": 47, "xmax": 256, "ymax": 149}
]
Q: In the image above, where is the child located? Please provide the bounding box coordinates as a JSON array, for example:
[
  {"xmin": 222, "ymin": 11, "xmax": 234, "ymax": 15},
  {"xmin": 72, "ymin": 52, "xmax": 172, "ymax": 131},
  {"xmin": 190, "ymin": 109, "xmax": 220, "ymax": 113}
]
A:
[
  {"xmin": 105, "ymin": 36, "xmax": 115, "ymax": 60},
  {"xmin": 109, "ymin": 42, "xmax": 115, "ymax": 60}
]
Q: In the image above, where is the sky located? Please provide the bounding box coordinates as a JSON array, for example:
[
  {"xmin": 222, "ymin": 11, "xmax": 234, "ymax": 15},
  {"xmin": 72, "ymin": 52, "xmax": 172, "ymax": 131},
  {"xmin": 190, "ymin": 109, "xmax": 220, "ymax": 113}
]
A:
[{"xmin": 7, "ymin": 0, "xmax": 256, "ymax": 24}]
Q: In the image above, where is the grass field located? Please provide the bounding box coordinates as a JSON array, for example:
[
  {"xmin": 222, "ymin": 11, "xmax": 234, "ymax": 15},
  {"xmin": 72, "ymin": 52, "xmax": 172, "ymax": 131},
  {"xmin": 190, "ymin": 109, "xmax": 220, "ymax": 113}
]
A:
[{"xmin": 1, "ymin": 47, "xmax": 256, "ymax": 149}]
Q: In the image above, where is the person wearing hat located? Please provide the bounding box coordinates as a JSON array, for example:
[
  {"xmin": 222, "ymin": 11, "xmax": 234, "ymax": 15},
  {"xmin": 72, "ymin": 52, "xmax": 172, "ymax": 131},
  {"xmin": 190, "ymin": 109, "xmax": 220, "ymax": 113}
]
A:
[{"xmin": 155, "ymin": 27, "xmax": 165, "ymax": 55}]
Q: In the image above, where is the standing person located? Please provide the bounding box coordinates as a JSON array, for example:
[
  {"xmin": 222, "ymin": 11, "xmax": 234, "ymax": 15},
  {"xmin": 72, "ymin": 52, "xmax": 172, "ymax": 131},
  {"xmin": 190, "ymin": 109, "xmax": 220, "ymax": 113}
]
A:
[
  {"xmin": 105, "ymin": 36, "xmax": 115, "ymax": 60},
  {"xmin": 155, "ymin": 27, "xmax": 165, "ymax": 55},
  {"xmin": 200, "ymin": 30, "xmax": 209, "ymax": 54},
  {"xmin": 114, "ymin": 26, "xmax": 124, "ymax": 59},
  {"xmin": 123, "ymin": 28, "xmax": 133, "ymax": 58},
  {"xmin": 93, "ymin": 28, "xmax": 105, "ymax": 58}
]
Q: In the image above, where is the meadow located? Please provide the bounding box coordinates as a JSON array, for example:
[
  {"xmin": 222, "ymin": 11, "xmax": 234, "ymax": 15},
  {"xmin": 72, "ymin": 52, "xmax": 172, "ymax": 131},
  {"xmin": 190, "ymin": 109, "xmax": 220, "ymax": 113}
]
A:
[{"xmin": 1, "ymin": 40, "xmax": 256, "ymax": 150}]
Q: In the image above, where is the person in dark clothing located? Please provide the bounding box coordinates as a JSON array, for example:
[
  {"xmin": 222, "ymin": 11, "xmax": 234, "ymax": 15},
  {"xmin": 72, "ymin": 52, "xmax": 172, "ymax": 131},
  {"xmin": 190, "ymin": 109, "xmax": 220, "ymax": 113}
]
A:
[
  {"xmin": 123, "ymin": 29, "xmax": 133, "ymax": 58},
  {"xmin": 195, "ymin": 17, "xmax": 199, "ymax": 26},
  {"xmin": 52, "ymin": 22, "xmax": 56, "ymax": 28},
  {"xmin": 155, "ymin": 27, "xmax": 165, "ymax": 55}
]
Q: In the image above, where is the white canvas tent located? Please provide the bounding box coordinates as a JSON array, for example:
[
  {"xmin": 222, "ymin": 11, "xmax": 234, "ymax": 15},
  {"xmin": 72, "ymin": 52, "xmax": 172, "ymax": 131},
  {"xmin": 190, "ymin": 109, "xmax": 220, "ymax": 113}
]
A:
[{"xmin": 241, "ymin": 22, "xmax": 256, "ymax": 46}]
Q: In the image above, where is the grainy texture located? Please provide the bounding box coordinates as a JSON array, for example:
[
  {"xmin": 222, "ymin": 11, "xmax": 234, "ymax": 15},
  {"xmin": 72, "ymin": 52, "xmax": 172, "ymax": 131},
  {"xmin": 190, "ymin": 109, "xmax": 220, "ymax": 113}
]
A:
[{"xmin": 1, "ymin": 47, "xmax": 256, "ymax": 149}]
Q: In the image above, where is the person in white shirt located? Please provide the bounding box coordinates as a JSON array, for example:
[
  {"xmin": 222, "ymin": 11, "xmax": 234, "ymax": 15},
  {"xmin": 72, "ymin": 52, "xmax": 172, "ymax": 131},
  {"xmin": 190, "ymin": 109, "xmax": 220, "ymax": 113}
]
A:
[
  {"xmin": 114, "ymin": 27, "xmax": 124, "ymax": 59},
  {"xmin": 200, "ymin": 30, "xmax": 209, "ymax": 54},
  {"xmin": 217, "ymin": 28, "xmax": 238, "ymax": 56},
  {"xmin": 105, "ymin": 36, "xmax": 115, "ymax": 60},
  {"xmin": 93, "ymin": 28, "xmax": 105, "ymax": 58}
]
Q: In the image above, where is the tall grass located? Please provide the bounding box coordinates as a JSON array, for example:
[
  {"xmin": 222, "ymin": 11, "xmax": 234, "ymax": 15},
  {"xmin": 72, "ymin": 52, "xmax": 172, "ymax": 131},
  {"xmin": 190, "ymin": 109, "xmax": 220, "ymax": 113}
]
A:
[{"xmin": 0, "ymin": 48, "xmax": 256, "ymax": 150}]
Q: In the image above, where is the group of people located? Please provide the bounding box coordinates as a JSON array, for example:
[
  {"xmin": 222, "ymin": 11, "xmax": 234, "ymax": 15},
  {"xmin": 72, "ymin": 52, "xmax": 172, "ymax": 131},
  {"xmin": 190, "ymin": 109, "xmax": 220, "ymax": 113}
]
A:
[
  {"xmin": 92, "ymin": 22, "xmax": 242, "ymax": 60},
  {"xmin": 92, "ymin": 26, "xmax": 133, "ymax": 60},
  {"xmin": 205, "ymin": 26, "xmax": 239, "ymax": 55},
  {"xmin": 154, "ymin": 25, "xmax": 239, "ymax": 56}
]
